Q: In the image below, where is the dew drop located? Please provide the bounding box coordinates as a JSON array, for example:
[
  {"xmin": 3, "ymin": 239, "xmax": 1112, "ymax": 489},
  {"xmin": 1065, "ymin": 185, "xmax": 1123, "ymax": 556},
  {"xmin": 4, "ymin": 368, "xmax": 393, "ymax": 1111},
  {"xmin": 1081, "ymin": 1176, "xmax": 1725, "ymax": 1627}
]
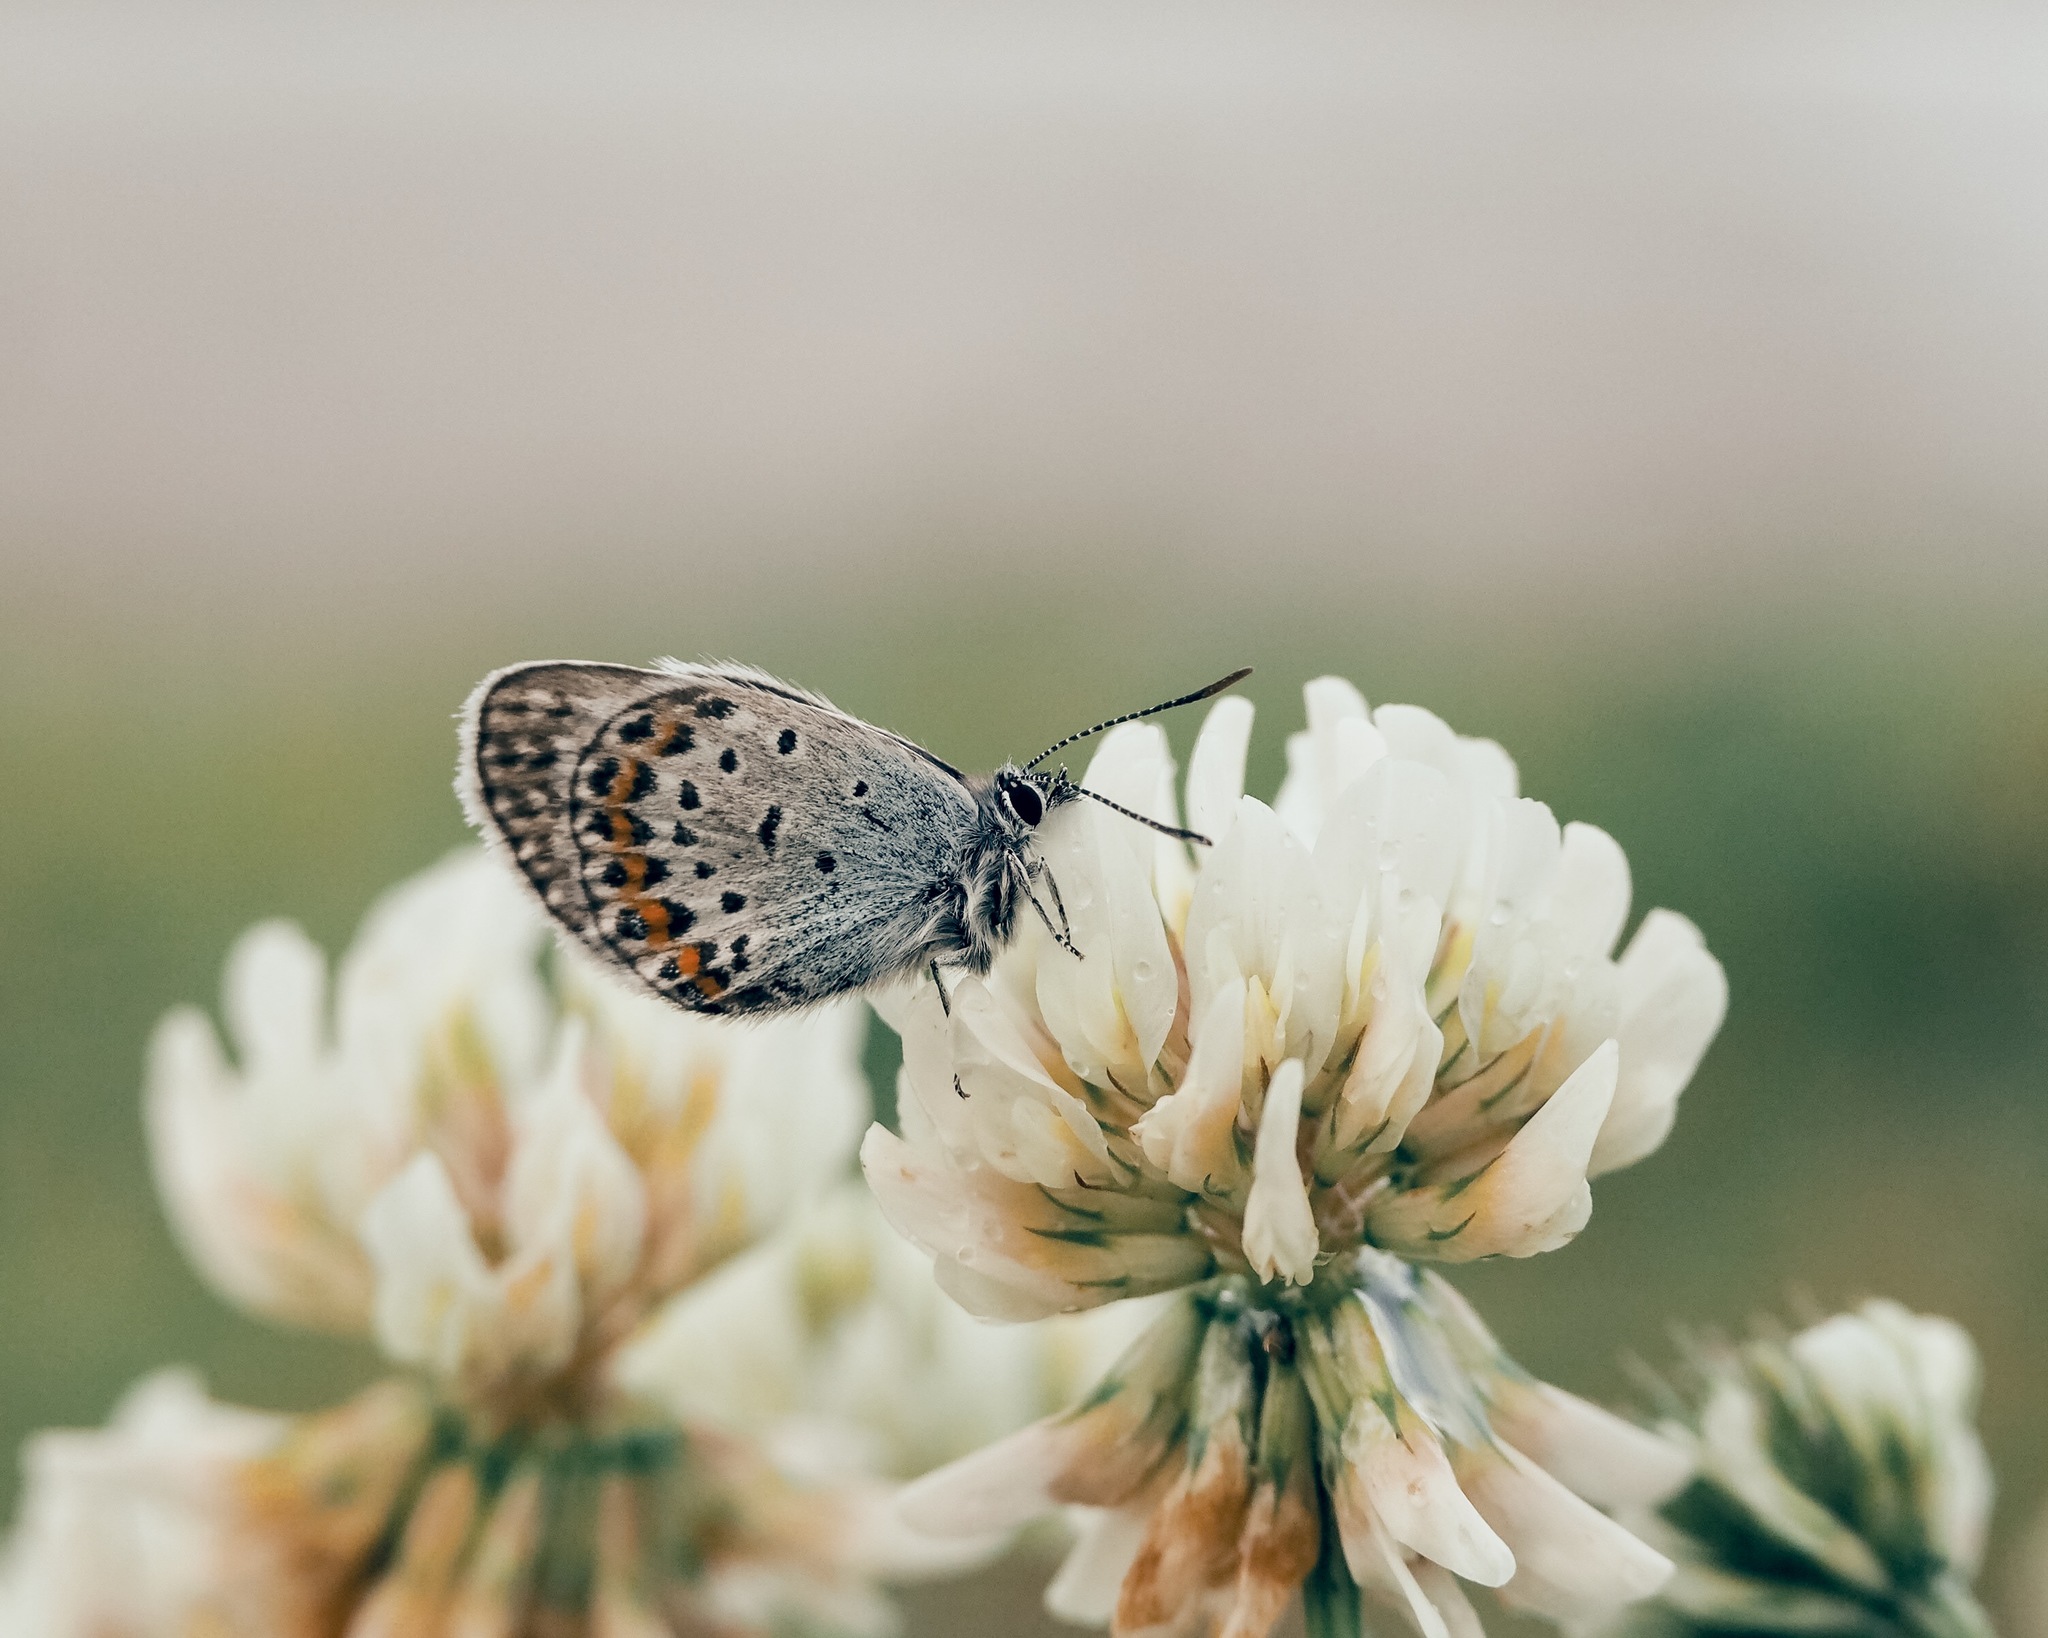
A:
[{"xmin": 1132, "ymin": 959, "xmax": 1156, "ymax": 982}]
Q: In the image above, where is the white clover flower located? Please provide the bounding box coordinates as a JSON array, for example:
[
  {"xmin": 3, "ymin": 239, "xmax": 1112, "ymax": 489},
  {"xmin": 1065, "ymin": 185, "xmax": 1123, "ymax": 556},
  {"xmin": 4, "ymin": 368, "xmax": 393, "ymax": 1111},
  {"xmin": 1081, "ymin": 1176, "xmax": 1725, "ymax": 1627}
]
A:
[
  {"xmin": 4, "ymin": 1367, "xmax": 910, "ymax": 1638},
  {"xmin": 863, "ymin": 678, "xmax": 1726, "ymax": 1321},
  {"xmin": 235, "ymin": 1377, "xmax": 905, "ymax": 1638},
  {"xmin": 90, "ymin": 847, "xmax": 917, "ymax": 1636},
  {"xmin": 858, "ymin": 678, "xmax": 1725, "ymax": 1636},
  {"xmin": 148, "ymin": 847, "xmax": 867, "ymax": 1411},
  {"xmin": 1629, "ymin": 1301, "xmax": 1995, "ymax": 1638},
  {"xmin": 0, "ymin": 1371, "xmax": 284, "ymax": 1638}
]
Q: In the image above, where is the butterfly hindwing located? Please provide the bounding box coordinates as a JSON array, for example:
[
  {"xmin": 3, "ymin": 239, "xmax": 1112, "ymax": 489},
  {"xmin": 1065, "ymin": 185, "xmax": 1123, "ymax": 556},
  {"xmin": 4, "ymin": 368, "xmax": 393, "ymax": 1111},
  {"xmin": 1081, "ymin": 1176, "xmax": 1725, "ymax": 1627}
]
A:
[
  {"xmin": 463, "ymin": 662, "xmax": 658, "ymax": 936},
  {"xmin": 463, "ymin": 661, "xmax": 980, "ymax": 1014}
]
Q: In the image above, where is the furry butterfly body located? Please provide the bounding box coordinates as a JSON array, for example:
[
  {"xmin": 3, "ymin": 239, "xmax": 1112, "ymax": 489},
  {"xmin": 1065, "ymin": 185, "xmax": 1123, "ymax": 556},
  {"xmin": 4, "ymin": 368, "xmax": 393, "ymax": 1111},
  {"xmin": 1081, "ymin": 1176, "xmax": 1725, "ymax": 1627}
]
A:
[{"xmin": 460, "ymin": 659, "xmax": 1247, "ymax": 1017}]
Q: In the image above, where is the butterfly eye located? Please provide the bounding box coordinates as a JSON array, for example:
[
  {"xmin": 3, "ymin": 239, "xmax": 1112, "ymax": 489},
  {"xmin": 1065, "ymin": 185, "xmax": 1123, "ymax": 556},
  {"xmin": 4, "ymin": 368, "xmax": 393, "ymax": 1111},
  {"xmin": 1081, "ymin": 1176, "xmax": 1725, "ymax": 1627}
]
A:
[{"xmin": 1001, "ymin": 777, "xmax": 1045, "ymax": 829}]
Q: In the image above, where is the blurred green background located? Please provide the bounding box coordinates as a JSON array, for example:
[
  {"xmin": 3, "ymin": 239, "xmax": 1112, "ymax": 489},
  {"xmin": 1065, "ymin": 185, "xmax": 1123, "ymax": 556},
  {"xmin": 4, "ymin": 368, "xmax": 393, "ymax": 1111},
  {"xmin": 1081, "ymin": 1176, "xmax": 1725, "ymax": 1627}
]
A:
[{"xmin": 4, "ymin": 3, "xmax": 2048, "ymax": 1631}]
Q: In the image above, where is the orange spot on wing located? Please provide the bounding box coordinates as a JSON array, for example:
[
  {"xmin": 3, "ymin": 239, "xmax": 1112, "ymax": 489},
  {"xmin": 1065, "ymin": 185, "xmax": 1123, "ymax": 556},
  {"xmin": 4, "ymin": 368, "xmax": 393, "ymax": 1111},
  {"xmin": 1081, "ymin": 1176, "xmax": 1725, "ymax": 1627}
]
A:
[
  {"xmin": 634, "ymin": 900, "xmax": 667, "ymax": 954},
  {"xmin": 598, "ymin": 755, "xmax": 675, "ymax": 948},
  {"xmin": 637, "ymin": 901, "xmax": 670, "ymax": 950}
]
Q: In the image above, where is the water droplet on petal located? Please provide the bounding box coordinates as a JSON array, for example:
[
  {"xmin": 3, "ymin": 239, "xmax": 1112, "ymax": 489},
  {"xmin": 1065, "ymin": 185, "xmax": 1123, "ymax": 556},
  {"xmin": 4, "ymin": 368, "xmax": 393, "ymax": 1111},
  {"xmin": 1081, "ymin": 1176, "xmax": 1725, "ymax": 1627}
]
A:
[{"xmin": 1132, "ymin": 959, "xmax": 1156, "ymax": 982}]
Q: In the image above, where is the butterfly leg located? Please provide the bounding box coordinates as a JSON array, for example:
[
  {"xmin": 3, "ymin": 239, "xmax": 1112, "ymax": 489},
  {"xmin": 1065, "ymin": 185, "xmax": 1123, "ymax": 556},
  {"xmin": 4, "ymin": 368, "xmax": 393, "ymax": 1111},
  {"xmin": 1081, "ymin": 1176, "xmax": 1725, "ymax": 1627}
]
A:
[
  {"xmin": 928, "ymin": 959, "xmax": 969, "ymax": 1099},
  {"xmin": 1037, "ymin": 857, "xmax": 1076, "ymax": 948},
  {"xmin": 1010, "ymin": 854, "xmax": 1080, "ymax": 959}
]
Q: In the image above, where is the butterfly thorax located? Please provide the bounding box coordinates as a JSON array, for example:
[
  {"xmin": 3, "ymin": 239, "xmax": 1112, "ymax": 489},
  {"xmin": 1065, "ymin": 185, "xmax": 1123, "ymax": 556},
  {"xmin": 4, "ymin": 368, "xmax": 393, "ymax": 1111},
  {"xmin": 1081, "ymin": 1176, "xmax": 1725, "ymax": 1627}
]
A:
[{"xmin": 942, "ymin": 764, "xmax": 1079, "ymax": 974}]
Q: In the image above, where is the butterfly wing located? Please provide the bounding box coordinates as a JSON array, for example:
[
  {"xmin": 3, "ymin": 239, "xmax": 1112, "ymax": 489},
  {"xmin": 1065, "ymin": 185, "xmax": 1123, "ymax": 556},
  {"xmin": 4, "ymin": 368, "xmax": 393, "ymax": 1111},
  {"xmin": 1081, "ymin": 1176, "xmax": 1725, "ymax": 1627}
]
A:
[{"xmin": 461, "ymin": 660, "xmax": 980, "ymax": 1014}]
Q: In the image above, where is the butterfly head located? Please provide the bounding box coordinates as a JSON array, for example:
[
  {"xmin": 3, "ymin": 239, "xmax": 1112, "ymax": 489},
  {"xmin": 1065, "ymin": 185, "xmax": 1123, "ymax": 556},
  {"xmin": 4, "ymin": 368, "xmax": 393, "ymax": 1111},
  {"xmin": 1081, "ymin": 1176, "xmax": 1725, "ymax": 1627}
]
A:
[{"xmin": 991, "ymin": 765, "xmax": 1068, "ymax": 837}]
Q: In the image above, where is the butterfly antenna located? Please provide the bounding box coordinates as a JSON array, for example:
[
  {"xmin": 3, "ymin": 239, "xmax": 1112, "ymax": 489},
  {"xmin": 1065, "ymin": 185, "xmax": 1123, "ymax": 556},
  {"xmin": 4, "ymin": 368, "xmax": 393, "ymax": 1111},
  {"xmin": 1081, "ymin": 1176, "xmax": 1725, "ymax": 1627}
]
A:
[
  {"xmin": 1025, "ymin": 667, "xmax": 1252, "ymax": 770},
  {"xmin": 1073, "ymin": 785, "xmax": 1215, "ymax": 847}
]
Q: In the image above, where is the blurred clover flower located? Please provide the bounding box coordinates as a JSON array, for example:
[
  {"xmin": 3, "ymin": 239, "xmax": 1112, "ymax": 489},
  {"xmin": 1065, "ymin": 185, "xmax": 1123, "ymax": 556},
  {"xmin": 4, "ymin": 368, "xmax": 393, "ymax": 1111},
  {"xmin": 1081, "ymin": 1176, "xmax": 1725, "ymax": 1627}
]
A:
[
  {"xmin": 861, "ymin": 678, "xmax": 1727, "ymax": 1637},
  {"xmin": 147, "ymin": 850, "xmax": 866, "ymax": 1399},
  {"xmin": 4, "ymin": 849, "xmax": 1056, "ymax": 1638},
  {"xmin": 1626, "ymin": 1300, "xmax": 1994, "ymax": 1638},
  {"xmin": 618, "ymin": 1181, "xmax": 1160, "ymax": 1490},
  {"xmin": 0, "ymin": 1372, "xmax": 285, "ymax": 1636}
]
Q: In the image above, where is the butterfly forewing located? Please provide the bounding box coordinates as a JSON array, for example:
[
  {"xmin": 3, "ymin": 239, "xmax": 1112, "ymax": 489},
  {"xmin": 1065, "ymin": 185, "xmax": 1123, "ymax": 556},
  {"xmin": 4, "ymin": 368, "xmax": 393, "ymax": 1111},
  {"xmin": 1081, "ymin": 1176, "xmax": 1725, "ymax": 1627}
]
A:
[{"xmin": 464, "ymin": 662, "xmax": 979, "ymax": 1014}]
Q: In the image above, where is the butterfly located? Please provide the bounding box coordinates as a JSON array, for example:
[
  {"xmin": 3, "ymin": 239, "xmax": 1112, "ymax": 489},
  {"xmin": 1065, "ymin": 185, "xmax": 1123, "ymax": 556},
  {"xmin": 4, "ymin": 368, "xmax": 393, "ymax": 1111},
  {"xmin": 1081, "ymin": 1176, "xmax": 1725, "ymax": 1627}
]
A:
[{"xmin": 459, "ymin": 660, "xmax": 1250, "ymax": 1016}]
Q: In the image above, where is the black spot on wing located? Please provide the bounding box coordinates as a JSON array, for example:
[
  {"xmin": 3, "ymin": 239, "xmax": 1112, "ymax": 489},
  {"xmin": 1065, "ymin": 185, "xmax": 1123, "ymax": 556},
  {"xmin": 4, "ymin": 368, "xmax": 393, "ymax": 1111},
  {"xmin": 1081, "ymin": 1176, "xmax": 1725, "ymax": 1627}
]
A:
[
  {"xmin": 757, "ymin": 806, "xmax": 782, "ymax": 851},
  {"xmin": 815, "ymin": 851, "xmax": 836, "ymax": 873},
  {"xmin": 618, "ymin": 713, "xmax": 655, "ymax": 743},
  {"xmin": 695, "ymin": 696, "xmax": 736, "ymax": 720},
  {"xmin": 677, "ymin": 781, "xmax": 701, "ymax": 811},
  {"xmin": 694, "ymin": 860, "xmax": 716, "ymax": 879},
  {"xmin": 660, "ymin": 722, "xmax": 694, "ymax": 756},
  {"xmin": 721, "ymin": 891, "xmax": 746, "ymax": 914},
  {"xmin": 777, "ymin": 728, "xmax": 798, "ymax": 754},
  {"xmin": 673, "ymin": 823, "xmax": 697, "ymax": 846},
  {"xmin": 718, "ymin": 747, "xmax": 739, "ymax": 774}
]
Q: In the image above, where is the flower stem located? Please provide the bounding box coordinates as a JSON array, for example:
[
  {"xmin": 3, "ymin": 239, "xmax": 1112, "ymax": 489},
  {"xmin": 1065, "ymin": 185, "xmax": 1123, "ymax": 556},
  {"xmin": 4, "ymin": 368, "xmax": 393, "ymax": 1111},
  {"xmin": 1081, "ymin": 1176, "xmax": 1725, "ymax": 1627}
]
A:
[{"xmin": 1300, "ymin": 1469, "xmax": 1364, "ymax": 1638}]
